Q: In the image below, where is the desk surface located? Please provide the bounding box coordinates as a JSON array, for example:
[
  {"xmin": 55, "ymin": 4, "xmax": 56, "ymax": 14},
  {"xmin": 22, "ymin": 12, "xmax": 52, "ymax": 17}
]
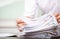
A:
[
  {"xmin": 0, "ymin": 37, "xmax": 49, "ymax": 39},
  {"xmin": 0, "ymin": 37, "xmax": 17, "ymax": 39},
  {"xmin": 0, "ymin": 36, "xmax": 60, "ymax": 39}
]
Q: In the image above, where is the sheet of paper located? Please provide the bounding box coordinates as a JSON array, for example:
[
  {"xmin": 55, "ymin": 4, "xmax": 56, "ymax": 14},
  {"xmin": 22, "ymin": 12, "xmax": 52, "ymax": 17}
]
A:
[{"xmin": 0, "ymin": 33, "xmax": 16, "ymax": 37}]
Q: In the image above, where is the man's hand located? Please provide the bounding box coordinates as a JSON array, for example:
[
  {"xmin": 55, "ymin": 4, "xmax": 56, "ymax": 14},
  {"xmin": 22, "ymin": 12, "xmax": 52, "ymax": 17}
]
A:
[
  {"xmin": 16, "ymin": 18, "xmax": 26, "ymax": 32},
  {"xmin": 54, "ymin": 13, "xmax": 60, "ymax": 24}
]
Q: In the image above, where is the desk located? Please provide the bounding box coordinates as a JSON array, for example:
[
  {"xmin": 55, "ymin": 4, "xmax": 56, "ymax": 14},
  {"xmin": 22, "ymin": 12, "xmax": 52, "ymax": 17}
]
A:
[
  {"xmin": 0, "ymin": 37, "xmax": 49, "ymax": 39},
  {"xmin": 0, "ymin": 37, "xmax": 17, "ymax": 39},
  {"xmin": 0, "ymin": 36, "xmax": 60, "ymax": 39}
]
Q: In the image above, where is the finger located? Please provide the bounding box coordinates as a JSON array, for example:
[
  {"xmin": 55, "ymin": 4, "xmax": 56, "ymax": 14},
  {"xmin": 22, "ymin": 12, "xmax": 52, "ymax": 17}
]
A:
[
  {"xmin": 57, "ymin": 19, "xmax": 60, "ymax": 23},
  {"xmin": 17, "ymin": 23, "xmax": 26, "ymax": 27},
  {"xmin": 56, "ymin": 14, "xmax": 60, "ymax": 20},
  {"xmin": 19, "ymin": 30, "xmax": 23, "ymax": 32},
  {"xmin": 18, "ymin": 22, "xmax": 25, "ymax": 24},
  {"xmin": 16, "ymin": 18, "xmax": 24, "ymax": 24},
  {"xmin": 54, "ymin": 13, "xmax": 59, "ymax": 17},
  {"xmin": 17, "ymin": 24, "xmax": 22, "ymax": 27},
  {"xmin": 17, "ymin": 23, "xmax": 26, "ymax": 32},
  {"xmin": 18, "ymin": 27, "xmax": 23, "ymax": 32}
]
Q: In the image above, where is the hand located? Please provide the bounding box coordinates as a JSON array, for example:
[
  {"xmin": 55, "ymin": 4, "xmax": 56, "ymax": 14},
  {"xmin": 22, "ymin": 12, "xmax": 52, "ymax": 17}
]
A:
[
  {"xmin": 16, "ymin": 18, "xmax": 26, "ymax": 32},
  {"xmin": 54, "ymin": 13, "xmax": 60, "ymax": 24}
]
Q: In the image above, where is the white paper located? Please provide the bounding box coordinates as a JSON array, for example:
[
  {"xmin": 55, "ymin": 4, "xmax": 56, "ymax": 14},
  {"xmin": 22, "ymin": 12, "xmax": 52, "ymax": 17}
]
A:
[
  {"xmin": 20, "ymin": 13, "xmax": 58, "ymax": 33},
  {"xmin": 0, "ymin": 33, "xmax": 16, "ymax": 37}
]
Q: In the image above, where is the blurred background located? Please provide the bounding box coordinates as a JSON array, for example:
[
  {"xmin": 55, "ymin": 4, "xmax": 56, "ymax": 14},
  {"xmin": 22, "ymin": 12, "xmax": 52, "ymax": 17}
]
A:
[
  {"xmin": 0, "ymin": 0, "xmax": 24, "ymax": 34},
  {"xmin": 0, "ymin": 0, "xmax": 42, "ymax": 35}
]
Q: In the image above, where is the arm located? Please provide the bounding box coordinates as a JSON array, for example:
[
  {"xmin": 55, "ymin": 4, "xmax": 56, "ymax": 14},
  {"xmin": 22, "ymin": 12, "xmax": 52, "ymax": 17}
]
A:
[
  {"xmin": 16, "ymin": 0, "xmax": 39, "ymax": 32},
  {"xmin": 23, "ymin": 0, "xmax": 39, "ymax": 19},
  {"xmin": 46, "ymin": 0, "xmax": 60, "ymax": 25},
  {"xmin": 44, "ymin": 0, "xmax": 60, "ymax": 26}
]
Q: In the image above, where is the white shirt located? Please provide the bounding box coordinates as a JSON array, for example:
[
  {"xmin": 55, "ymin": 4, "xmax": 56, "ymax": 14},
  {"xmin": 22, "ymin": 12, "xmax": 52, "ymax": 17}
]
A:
[
  {"xmin": 23, "ymin": 0, "xmax": 58, "ymax": 19},
  {"xmin": 21, "ymin": 0, "xmax": 60, "ymax": 32}
]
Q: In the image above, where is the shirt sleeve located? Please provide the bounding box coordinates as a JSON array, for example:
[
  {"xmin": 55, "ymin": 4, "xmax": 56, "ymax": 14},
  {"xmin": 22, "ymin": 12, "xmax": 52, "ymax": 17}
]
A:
[
  {"xmin": 47, "ymin": 0, "xmax": 58, "ymax": 14},
  {"xmin": 23, "ymin": 0, "xmax": 39, "ymax": 19}
]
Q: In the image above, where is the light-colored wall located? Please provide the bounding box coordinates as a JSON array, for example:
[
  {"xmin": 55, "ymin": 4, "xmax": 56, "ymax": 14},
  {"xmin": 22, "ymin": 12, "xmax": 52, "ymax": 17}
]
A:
[
  {"xmin": 0, "ymin": 0, "xmax": 24, "ymax": 19},
  {"xmin": 0, "ymin": 0, "xmax": 24, "ymax": 27},
  {"xmin": 0, "ymin": 0, "xmax": 25, "ymax": 34}
]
